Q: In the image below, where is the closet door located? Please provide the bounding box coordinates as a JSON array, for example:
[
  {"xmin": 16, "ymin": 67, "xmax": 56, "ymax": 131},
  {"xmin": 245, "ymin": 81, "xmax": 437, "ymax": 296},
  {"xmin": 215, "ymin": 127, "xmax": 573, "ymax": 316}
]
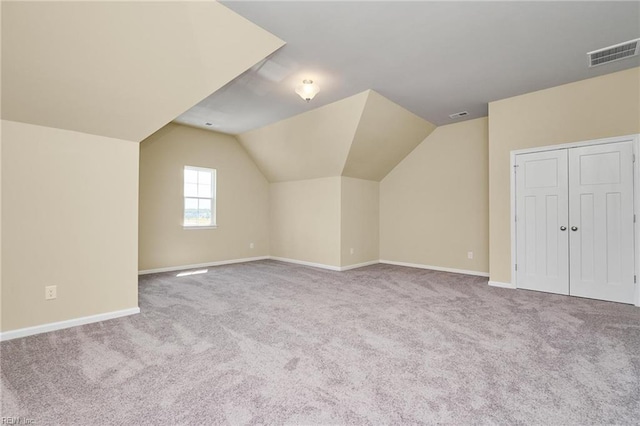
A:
[
  {"xmin": 568, "ymin": 142, "xmax": 635, "ymax": 304},
  {"xmin": 516, "ymin": 150, "xmax": 569, "ymax": 295}
]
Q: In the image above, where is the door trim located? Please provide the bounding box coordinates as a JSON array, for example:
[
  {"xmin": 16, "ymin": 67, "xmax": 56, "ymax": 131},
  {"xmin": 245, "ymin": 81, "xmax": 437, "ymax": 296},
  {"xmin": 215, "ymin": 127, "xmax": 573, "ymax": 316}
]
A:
[{"xmin": 509, "ymin": 133, "xmax": 640, "ymax": 306}]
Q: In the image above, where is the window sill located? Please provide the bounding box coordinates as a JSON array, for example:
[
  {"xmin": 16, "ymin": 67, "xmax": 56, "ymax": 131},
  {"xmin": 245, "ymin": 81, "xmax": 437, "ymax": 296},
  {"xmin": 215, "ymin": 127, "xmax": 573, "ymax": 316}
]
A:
[{"xmin": 183, "ymin": 226, "xmax": 218, "ymax": 230}]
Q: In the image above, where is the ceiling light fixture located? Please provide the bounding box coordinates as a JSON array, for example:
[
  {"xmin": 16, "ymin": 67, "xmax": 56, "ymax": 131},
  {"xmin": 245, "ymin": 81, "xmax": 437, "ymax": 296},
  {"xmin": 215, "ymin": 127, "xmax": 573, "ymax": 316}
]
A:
[{"xmin": 295, "ymin": 79, "xmax": 320, "ymax": 102}]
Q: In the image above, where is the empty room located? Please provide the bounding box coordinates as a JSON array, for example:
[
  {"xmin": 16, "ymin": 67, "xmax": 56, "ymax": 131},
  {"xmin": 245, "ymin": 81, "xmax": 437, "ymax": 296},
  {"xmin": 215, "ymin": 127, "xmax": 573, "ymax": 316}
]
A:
[{"xmin": 2, "ymin": 1, "xmax": 640, "ymax": 424}]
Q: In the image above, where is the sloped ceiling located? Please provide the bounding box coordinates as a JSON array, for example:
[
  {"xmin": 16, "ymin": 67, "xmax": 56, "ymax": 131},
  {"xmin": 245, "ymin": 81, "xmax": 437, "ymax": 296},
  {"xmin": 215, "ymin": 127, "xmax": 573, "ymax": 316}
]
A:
[
  {"xmin": 1, "ymin": 1, "xmax": 284, "ymax": 142},
  {"xmin": 237, "ymin": 91, "xmax": 368, "ymax": 182},
  {"xmin": 237, "ymin": 90, "xmax": 435, "ymax": 182},
  {"xmin": 343, "ymin": 91, "xmax": 436, "ymax": 181},
  {"xmin": 182, "ymin": 1, "xmax": 640, "ymax": 134}
]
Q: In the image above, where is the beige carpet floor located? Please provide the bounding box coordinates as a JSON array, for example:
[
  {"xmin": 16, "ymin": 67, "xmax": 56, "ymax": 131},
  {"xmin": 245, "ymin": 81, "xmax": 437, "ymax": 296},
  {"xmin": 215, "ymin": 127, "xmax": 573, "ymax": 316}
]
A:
[{"xmin": 2, "ymin": 260, "xmax": 639, "ymax": 424}]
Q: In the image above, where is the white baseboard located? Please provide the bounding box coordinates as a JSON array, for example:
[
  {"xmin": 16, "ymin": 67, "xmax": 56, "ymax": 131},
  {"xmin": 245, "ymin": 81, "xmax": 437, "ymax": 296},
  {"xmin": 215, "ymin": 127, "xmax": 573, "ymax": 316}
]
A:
[
  {"xmin": 270, "ymin": 257, "xmax": 379, "ymax": 272},
  {"xmin": 138, "ymin": 256, "xmax": 270, "ymax": 275},
  {"xmin": 142, "ymin": 256, "xmax": 379, "ymax": 275},
  {"xmin": 379, "ymin": 259, "xmax": 490, "ymax": 277},
  {"xmin": 340, "ymin": 260, "xmax": 380, "ymax": 271},
  {"xmin": 0, "ymin": 307, "xmax": 140, "ymax": 342},
  {"xmin": 269, "ymin": 257, "xmax": 342, "ymax": 271},
  {"xmin": 488, "ymin": 280, "xmax": 516, "ymax": 289}
]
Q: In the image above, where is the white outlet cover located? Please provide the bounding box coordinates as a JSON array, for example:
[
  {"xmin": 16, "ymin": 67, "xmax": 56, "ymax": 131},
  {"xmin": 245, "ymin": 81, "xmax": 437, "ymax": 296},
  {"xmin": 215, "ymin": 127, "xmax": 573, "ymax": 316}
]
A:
[
  {"xmin": 45, "ymin": 285, "xmax": 57, "ymax": 300},
  {"xmin": 467, "ymin": 251, "xmax": 474, "ymax": 259}
]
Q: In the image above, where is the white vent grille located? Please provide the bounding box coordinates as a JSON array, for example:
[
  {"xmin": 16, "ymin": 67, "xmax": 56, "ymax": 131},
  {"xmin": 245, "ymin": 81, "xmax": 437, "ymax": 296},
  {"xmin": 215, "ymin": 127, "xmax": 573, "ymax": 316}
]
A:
[
  {"xmin": 588, "ymin": 39, "xmax": 640, "ymax": 67},
  {"xmin": 449, "ymin": 111, "xmax": 469, "ymax": 119}
]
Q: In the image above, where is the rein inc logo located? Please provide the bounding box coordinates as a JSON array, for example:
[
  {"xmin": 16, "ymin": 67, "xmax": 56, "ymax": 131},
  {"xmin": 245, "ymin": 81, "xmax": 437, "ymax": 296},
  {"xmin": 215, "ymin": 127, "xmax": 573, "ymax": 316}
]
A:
[{"xmin": 2, "ymin": 418, "xmax": 35, "ymax": 425}]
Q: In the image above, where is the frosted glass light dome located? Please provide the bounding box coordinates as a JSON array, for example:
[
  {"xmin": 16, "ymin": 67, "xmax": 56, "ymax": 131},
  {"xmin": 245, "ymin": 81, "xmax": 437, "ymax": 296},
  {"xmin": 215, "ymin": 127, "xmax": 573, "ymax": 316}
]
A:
[{"xmin": 295, "ymin": 79, "xmax": 320, "ymax": 102}]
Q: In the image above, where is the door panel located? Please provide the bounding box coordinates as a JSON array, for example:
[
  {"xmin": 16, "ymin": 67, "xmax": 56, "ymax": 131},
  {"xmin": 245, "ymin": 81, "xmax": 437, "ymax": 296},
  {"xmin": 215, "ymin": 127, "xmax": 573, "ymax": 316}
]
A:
[
  {"xmin": 568, "ymin": 142, "xmax": 635, "ymax": 304},
  {"xmin": 516, "ymin": 150, "xmax": 569, "ymax": 295},
  {"xmin": 579, "ymin": 193, "xmax": 595, "ymax": 282}
]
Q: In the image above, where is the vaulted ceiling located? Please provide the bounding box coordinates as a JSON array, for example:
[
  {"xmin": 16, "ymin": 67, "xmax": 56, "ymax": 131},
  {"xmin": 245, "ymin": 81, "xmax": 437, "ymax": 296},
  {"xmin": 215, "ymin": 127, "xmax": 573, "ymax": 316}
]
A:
[
  {"xmin": 176, "ymin": 1, "xmax": 640, "ymax": 135},
  {"xmin": 1, "ymin": 1, "xmax": 284, "ymax": 142}
]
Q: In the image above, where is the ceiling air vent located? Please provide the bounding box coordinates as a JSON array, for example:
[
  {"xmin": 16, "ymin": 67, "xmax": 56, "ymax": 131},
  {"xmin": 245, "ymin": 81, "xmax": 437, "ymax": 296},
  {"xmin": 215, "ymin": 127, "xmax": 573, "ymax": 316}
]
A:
[
  {"xmin": 588, "ymin": 39, "xmax": 640, "ymax": 67},
  {"xmin": 449, "ymin": 111, "xmax": 469, "ymax": 119}
]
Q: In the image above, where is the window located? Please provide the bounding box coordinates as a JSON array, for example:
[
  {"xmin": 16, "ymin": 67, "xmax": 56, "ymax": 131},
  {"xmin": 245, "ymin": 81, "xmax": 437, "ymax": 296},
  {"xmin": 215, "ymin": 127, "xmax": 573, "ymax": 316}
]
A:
[{"xmin": 183, "ymin": 166, "xmax": 216, "ymax": 228}]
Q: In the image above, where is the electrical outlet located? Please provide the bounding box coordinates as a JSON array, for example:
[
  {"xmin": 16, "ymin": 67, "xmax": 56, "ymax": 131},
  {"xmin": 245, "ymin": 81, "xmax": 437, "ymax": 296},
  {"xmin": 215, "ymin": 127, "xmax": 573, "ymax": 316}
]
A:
[
  {"xmin": 350, "ymin": 248, "xmax": 355, "ymax": 255},
  {"xmin": 249, "ymin": 242, "xmax": 255, "ymax": 249},
  {"xmin": 45, "ymin": 285, "xmax": 57, "ymax": 300},
  {"xmin": 467, "ymin": 251, "xmax": 474, "ymax": 260}
]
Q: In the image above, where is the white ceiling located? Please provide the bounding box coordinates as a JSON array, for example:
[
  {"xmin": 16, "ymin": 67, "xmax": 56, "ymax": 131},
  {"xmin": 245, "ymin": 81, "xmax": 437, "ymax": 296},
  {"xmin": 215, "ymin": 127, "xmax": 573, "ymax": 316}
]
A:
[{"xmin": 174, "ymin": 1, "xmax": 640, "ymax": 135}]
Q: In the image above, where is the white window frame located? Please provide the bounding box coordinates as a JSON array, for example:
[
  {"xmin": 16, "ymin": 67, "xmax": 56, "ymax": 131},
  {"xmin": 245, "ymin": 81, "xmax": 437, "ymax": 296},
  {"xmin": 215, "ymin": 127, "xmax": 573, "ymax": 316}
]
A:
[{"xmin": 183, "ymin": 165, "xmax": 217, "ymax": 229}]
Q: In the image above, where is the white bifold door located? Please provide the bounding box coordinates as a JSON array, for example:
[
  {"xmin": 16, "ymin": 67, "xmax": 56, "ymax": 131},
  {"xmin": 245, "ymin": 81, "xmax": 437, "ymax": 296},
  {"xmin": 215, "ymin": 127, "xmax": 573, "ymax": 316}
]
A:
[{"xmin": 515, "ymin": 141, "xmax": 635, "ymax": 304}]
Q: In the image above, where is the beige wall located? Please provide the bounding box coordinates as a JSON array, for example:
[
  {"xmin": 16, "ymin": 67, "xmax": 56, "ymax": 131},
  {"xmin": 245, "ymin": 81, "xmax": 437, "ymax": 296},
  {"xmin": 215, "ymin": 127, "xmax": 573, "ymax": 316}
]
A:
[
  {"xmin": 139, "ymin": 123, "xmax": 269, "ymax": 271},
  {"xmin": 270, "ymin": 176, "xmax": 379, "ymax": 268},
  {"xmin": 1, "ymin": 120, "xmax": 139, "ymax": 332},
  {"xmin": 0, "ymin": 121, "xmax": 3, "ymax": 331},
  {"xmin": 488, "ymin": 67, "xmax": 640, "ymax": 283},
  {"xmin": 270, "ymin": 177, "xmax": 342, "ymax": 267},
  {"xmin": 380, "ymin": 118, "xmax": 489, "ymax": 274},
  {"xmin": 0, "ymin": 0, "xmax": 3, "ymax": 332},
  {"xmin": 341, "ymin": 177, "xmax": 379, "ymax": 266}
]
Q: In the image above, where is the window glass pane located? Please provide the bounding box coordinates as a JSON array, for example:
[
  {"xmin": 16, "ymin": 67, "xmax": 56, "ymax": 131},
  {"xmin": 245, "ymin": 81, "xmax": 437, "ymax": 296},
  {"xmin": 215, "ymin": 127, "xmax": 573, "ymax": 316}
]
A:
[
  {"xmin": 185, "ymin": 198, "xmax": 198, "ymax": 210},
  {"xmin": 198, "ymin": 210, "xmax": 211, "ymax": 223},
  {"xmin": 198, "ymin": 184, "xmax": 211, "ymax": 198},
  {"xmin": 184, "ymin": 169, "xmax": 198, "ymax": 183},
  {"xmin": 198, "ymin": 171, "xmax": 211, "ymax": 185},
  {"xmin": 198, "ymin": 199, "xmax": 212, "ymax": 225},
  {"xmin": 185, "ymin": 183, "xmax": 198, "ymax": 197},
  {"xmin": 184, "ymin": 198, "xmax": 199, "ymax": 225},
  {"xmin": 199, "ymin": 199, "xmax": 211, "ymax": 210}
]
